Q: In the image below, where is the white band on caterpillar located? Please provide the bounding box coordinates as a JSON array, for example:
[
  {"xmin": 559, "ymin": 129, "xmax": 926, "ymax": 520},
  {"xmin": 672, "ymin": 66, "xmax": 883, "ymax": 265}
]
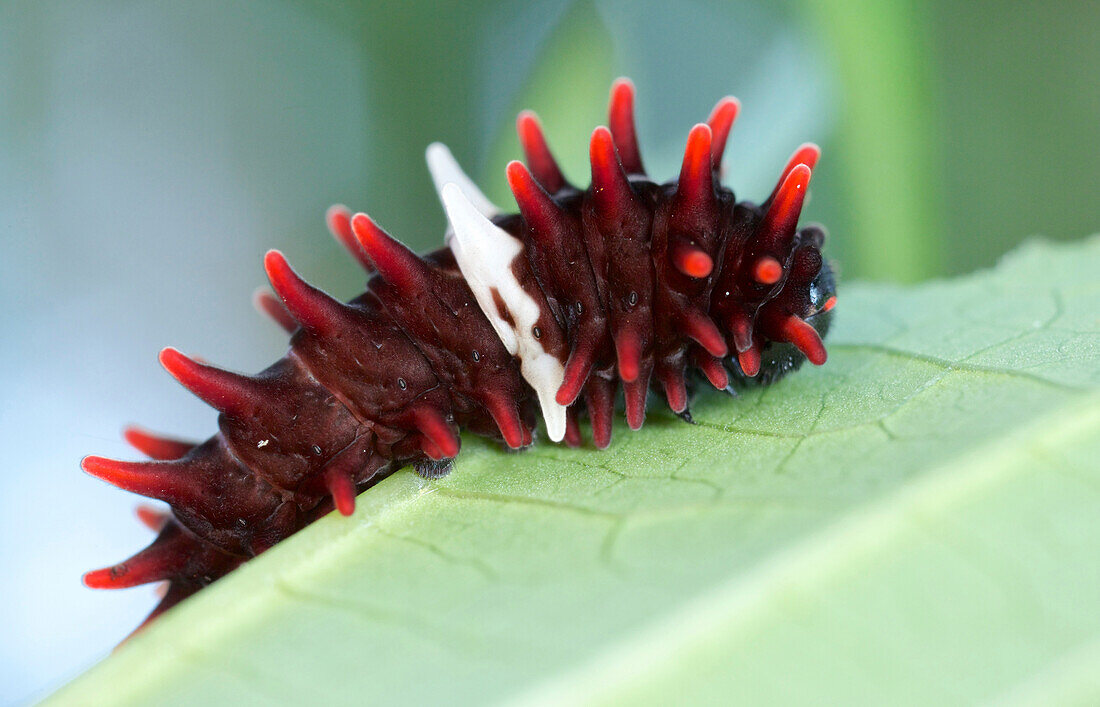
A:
[
  {"xmin": 426, "ymin": 143, "xmax": 500, "ymax": 245},
  {"xmin": 441, "ymin": 182, "xmax": 567, "ymax": 442}
]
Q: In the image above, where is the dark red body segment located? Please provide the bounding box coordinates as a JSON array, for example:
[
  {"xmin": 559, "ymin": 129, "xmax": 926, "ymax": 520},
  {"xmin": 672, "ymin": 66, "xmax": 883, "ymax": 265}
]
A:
[{"xmin": 84, "ymin": 79, "xmax": 836, "ymax": 635}]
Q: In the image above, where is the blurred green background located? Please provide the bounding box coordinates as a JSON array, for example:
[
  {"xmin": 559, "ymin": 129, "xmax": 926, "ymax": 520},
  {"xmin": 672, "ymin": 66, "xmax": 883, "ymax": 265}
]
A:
[
  {"xmin": 1, "ymin": 0, "xmax": 1098, "ymax": 702},
  {"xmin": 160, "ymin": 0, "xmax": 1100, "ymax": 287}
]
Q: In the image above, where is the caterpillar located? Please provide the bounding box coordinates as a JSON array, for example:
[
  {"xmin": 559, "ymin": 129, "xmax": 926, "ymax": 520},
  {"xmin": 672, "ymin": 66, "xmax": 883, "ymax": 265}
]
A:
[{"xmin": 83, "ymin": 79, "xmax": 837, "ymax": 633}]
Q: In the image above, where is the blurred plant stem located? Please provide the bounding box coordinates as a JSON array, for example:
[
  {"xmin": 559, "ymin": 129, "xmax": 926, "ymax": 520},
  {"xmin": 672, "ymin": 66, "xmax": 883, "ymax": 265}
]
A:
[{"xmin": 799, "ymin": 0, "xmax": 943, "ymax": 282}]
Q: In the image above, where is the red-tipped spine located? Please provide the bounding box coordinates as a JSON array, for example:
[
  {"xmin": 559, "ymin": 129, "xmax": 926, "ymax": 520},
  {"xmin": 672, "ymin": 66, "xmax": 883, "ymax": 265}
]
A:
[
  {"xmin": 753, "ymin": 256, "xmax": 783, "ymax": 285},
  {"xmin": 589, "ymin": 127, "xmax": 636, "ymax": 220},
  {"xmin": 765, "ymin": 143, "xmax": 820, "ymax": 206},
  {"xmin": 350, "ymin": 213, "xmax": 434, "ymax": 295},
  {"xmin": 725, "ymin": 306, "xmax": 755, "ymax": 354},
  {"xmin": 775, "ymin": 315, "xmax": 827, "ymax": 365},
  {"xmin": 669, "ymin": 238, "xmax": 714, "ymax": 278},
  {"xmin": 658, "ymin": 368, "xmax": 688, "ymax": 414},
  {"xmin": 326, "ymin": 204, "xmax": 375, "ymax": 272},
  {"xmin": 84, "ymin": 526, "xmax": 192, "ymax": 589},
  {"xmin": 563, "ymin": 408, "xmax": 582, "ymax": 448},
  {"xmin": 420, "ymin": 436, "xmax": 445, "ymax": 461},
  {"xmin": 123, "ymin": 426, "xmax": 195, "ymax": 461},
  {"xmin": 408, "ymin": 406, "xmax": 460, "ymax": 458},
  {"xmin": 135, "ymin": 505, "xmax": 169, "ymax": 532},
  {"xmin": 673, "ymin": 124, "xmax": 715, "ymax": 214},
  {"xmin": 691, "ymin": 350, "xmax": 730, "ymax": 390},
  {"xmin": 706, "ymin": 97, "xmax": 741, "ymax": 170},
  {"xmin": 614, "ymin": 328, "xmax": 643, "ymax": 383},
  {"xmin": 584, "ymin": 377, "xmax": 615, "ymax": 450},
  {"xmin": 516, "ymin": 110, "xmax": 568, "ymax": 194},
  {"xmin": 679, "ymin": 309, "xmax": 728, "ymax": 358},
  {"xmin": 608, "ymin": 78, "xmax": 644, "ymax": 174},
  {"xmin": 81, "ymin": 455, "xmax": 193, "ymax": 506},
  {"xmin": 252, "ymin": 288, "xmax": 298, "ymax": 333},
  {"xmin": 507, "ymin": 161, "xmax": 565, "ymax": 238},
  {"xmin": 623, "ymin": 376, "xmax": 649, "ymax": 430},
  {"xmin": 324, "ymin": 468, "xmax": 357, "ymax": 517},
  {"xmin": 738, "ymin": 341, "xmax": 762, "ymax": 378},
  {"xmin": 557, "ymin": 337, "xmax": 599, "ymax": 406},
  {"xmin": 756, "ymin": 163, "xmax": 812, "ymax": 258},
  {"xmin": 264, "ymin": 250, "xmax": 351, "ymax": 336},
  {"xmin": 158, "ymin": 348, "xmax": 259, "ymax": 418},
  {"xmin": 481, "ymin": 394, "xmax": 527, "ymax": 450}
]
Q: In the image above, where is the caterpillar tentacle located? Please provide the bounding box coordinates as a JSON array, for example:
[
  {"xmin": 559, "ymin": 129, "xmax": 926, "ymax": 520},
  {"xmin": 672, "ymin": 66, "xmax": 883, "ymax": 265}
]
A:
[{"xmin": 83, "ymin": 79, "xmax": 837, "ymax": 636}]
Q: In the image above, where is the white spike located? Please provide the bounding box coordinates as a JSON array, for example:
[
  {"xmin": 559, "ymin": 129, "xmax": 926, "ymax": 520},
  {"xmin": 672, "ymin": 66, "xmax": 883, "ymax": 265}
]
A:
[
  {"xmin": 426, "ymin": 143, "xmax": 500, "ymax": 244},
  {"xmin": 441, "ymin": 183, "xmax": 567, "ymax": 442},
  {"xmin": 527, "ymin": 356, "xmax": 568, "ymax": 443},
  {"xmin": 442, "ymin": 186, "xmax": 520, "ymax": 353}
]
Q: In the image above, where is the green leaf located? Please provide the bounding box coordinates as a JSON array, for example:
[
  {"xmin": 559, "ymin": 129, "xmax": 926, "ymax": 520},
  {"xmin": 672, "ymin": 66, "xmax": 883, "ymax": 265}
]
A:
[{"xmin": 51, "ymin": 237, "xmax": 1100, "ymax": 706}]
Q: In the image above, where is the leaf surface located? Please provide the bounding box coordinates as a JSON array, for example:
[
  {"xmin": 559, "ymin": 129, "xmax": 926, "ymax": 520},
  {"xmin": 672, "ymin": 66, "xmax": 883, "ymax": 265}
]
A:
[{"xmin": 51, "ymin": 237, "xmax": 1100, "ymax": 706}]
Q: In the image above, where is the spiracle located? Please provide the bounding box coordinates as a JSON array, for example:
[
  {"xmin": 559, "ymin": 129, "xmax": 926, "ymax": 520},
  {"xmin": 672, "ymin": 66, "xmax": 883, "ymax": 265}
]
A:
[{"xmin": 82, "ymin": 79, "xmax": 837, "ymax": 633}]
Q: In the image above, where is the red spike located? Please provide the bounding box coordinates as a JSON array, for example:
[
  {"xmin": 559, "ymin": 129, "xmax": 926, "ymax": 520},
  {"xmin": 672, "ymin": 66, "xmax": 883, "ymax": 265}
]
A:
[
  {"xmin": 608, "ymin": 78, "xmax": 644, "ymax": 174},
  {"xmin": 557, "ymin": 338, "xmax": 599, "ymax": 406},
  {"xmin": 725, "ymin": 307, "xmax": 755, "ymax": 354},
  {"xmin": 680, "ymin": 309, "xmax": 728, "ymax": 358},
  {"xmin": 753, "ymin": 256, "xmax": 783, "ymax": 285},
  {"xmin": 692, "ymin": 350, "xmax": 729, "ymax": 390},
  {"xmin": 766, "ymin": 143, "xmax": 820, "ymax": 205},
  {"xmin": 623, "ymin": 376, "xmax": 649, "ymax": 430},
  {"xmin": 482, "ymin": 395, "xmax": 527, "ymax": 449},
  {"xmin": 83, "ymin": 564, "xmax": 160, "ymax": 591},
  {"xmin": 674, "ymin": 123, "xmax": 715, "ymax": 210},
  {"xmin": 756, "ymin": 163, "xmax": 811, "ymax": 259},
  {"xmin": 264, "ymin": 250, "xmax": 350, "ymax": 335},
  {"xmin": 123, "ymin": 426, "xmax": 195, "ymax": 461},
  {"xmin": 706, "ymin": 96, "xmax": 741, "ymax": 169},
  {"xmin": 658, "ymin": 369, "xmax": 688, "ymax": 414},
  {"xmin": 669, "ymin": 239, "xmax": 713, "ymax": 278},
  {"xmin": 822, "ymin": 295, "xmax": 837, "ymax": 313},
  {"xmin": 778, "ymin": 316, "xmax": 828, "ymax": 365},
  {"xmin": 326, "ymin": 204, "xmax": 374, "ymax": 272},
  {"xmin": 420, "ymin": 436, "xmax": 444, "ymax": 461},
  {"xmin": 82, "ymin": 455, "xmax": 194, "ymax": 506},
  {"xmin": 81, "ymin": 565, "xmax": 126, "ymax": 589},
  {"xmin": 584, "ymin": 377, "xmax": 615, "ymax": 450},
  {"xmin": 516, "ymin": 110, "xmax": 568, "ymax": 193},
  {"xmin": 158, "ymin": 347, "xmax": 259, "ymax": 417},
  {"xmin": 589, "ymin": 126, "xmax": 636, "ymax": 218},
  {"xmin": 135, "ymin": 505, "xmax": 169, "ymax": 532},
  {"xmin": 408, "ymin": 406, "xmax": 460, "ymax": 458},
  {"xmin": 738, "ymin": 342, "xmax": 761, "ymax": 378},
  {"xmin": 521, "ymin": 424, "xmax": 533, "ymax": 448},
  {"xmin": 324, "ymin": 468, "xmax": 357, "ymax": 516},
  {"xmin": 506, "ymin": 160, "xmax": 565, "ymax": 237},
  {"xmin": 350, "ymin": 213, "xmax": 433, "ymax": 294},
  {"xmin": 563, "ymin": 408, "xmax": 582, "ymax": 448},
  {"xmin": 614, "ymin": 329, "xmax": 642, "ymax": 383},
  {"xmin": 83, "ymin": 527, "xmax": 192, "ymax": 589},
  {"xmin": 252, "ymin": 288, "xmax": 298, "ymax": 333}
]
